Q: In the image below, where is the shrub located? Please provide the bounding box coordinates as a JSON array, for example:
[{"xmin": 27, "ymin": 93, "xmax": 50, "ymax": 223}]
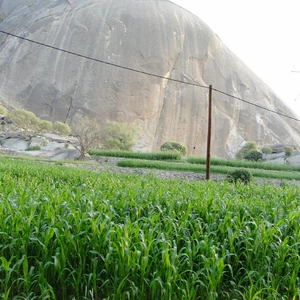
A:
[
  {"xmin": 8, "ymin": 109, "xmax": 40, "ymax": 132},
  {"xmin": 0, "ymin": 105, "xmax": 8, "ymax": 115},
  {"xmin": 101, "ymin": 121, "xmax": 137, "ymax": 151},
  {"xmin": 261, "ymin": 146, "xmax": 273, "ymax": 154},
  {"xmin": 227, "ymin": 169, "xmax": 252, "ymax": 184},
  {"xmin": 244, "ymin": 150, "xmax": 262, "ymax": 162},
  {"xmin": 235, "ymin": 142, "xmax": 258, "ymax": 159},
  {"xmin": 53, "ymin": 121, "xmax": 71, "ymax": 136},
  {"xmin": 25, "ymin": 145, "xmax": 41, "ymax": 151},
  {"xmin": 160, "ymin": 141, "xmax": 187, "ymax": 156},
  {"xmin": 38, "ymin": 120, "xmax": 53, "ymax": 132},
  {"xmin": 283, "ymin": 146, "xmax": 294, "ymax": 157}
]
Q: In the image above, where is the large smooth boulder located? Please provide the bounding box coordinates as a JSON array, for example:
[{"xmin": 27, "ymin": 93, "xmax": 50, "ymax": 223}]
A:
[
  {"xmin": 286, "ymin": 155, "xmax": 300, "ymax": 166},
  {"xmin": 0, "ymin": 0, "xmax": 300, "ymax": 157},
  {"xmin": 1, "ymin": 138, "xmax": 28, "ymax": 150}
]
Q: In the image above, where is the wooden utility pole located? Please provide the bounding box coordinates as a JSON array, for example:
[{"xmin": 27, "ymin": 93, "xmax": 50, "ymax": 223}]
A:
[{"xmin": 206, "ymin": 85, "xmax": 213, "ymax": 180}]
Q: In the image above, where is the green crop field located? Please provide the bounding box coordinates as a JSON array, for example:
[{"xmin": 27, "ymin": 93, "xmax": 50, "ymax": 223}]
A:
[
  {"xmin": 117, "ymin": 159, "xmax": 300, "ymax": 181},
  {"xmin": 89, "ymin": 150, "xmax": 182, "ymax": 161},
  {"xmin": 187, "ymin": 156, "xmax": 300, "ymax": 172},
  {"xmin": 0, "ymin": 157, "xmax": 300, "ymax": 299}
]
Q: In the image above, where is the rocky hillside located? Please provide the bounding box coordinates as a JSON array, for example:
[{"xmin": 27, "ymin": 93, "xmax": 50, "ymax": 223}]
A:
[{"xmin": 0, "ymin": 0, "xmax": 299, "ymax": 157}]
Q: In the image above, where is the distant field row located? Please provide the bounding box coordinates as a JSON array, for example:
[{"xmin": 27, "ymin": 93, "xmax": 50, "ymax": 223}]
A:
[
  {"xmin": 89, "ymin": 150, "xmax": 300, "ymax": 173},
  {"xmin": 117, "ymin": 159, "xmax": 300, "ymax": 181},
  {"xmin": 0, "ymin": 158, "xmax": 300, "ymax": 299}
]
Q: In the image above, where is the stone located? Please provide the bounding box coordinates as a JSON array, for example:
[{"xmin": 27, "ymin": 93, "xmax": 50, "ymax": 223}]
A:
[
  {"xmin": 270, "ymin": 144, "xmax": 297, "ymax": 154},
  {"xmin": 42, "ymin": 133, "xmax": 78, "ymax": 144},
  {"xmin": 262, "ymin": 152, "xmax": 286, "ymax": 161},
  {"xmin": 267, "ymin": 157, "xmax": 286, "ymax": 165},
  {"xmin": 0, "ymin": 0, "xmax": 300, "ymax": 157},
  {"xmin": 0, "ymin": 148, "xmax": 80, "ymax": 160},
  {"xmin": 41, "ymin": 141, "xmax": 66, "ymax": 151},
  {"xmin": 35, "ymin": 149, "xmax": 80, "ymax": 160},
  {"xmin": 289, "ymin": 150, "xmax": 300, "ymax": 158},
  {"xmin": 1, "ymin": 138, "xmax": 28, "ymax": 150},
  {"xmin": 286, "ymin": 155, "xmax": 300, "ymax": 166},
  {"xmin": 28, "ymin": 136, "xmax": 48, "ymax": 148}
]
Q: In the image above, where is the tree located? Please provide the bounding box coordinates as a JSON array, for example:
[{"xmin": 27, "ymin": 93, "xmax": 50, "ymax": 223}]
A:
[
  {"xmin": 235, "ymin": 141, "xmax": 258, "ymax": 159},
  {"xmin": 160, "ymin": 141, "xmax": 187, "ymax": 156},
  {"xmin": 53, "ymin": 121, "xmax": 71, "ymax": 136},
  {"xmin": 71, "ymin": 114, "xmax": 101, "ymax": 160},
  {"xmin": 101, "ymin": 121, "xmax": 137, "ymax": 151},
  {"xmin": 8, "ymin": 109, "xmax": 40, "ymax": 133}
]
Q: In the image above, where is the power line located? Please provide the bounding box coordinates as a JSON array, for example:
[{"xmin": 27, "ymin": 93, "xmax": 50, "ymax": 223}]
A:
[
  {"xmin": 0, "ymin": 30, "xmax": 299, "ymax": 122},
  {"xmin": 213, "ymin": 88, "xmax": 300, "ymax": 122},
  {"xmin": 0, "ymin": 30, "xmax": 209, "ymax": 89}
]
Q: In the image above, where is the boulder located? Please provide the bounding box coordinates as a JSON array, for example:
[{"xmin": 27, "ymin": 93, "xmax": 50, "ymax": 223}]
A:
[
  {"xmin": 0, "ymin": 0, "xmax": 300, "ymax": 157},
  {"xmin": 286, "ymin": 155, "xmax": 300, "ymax": 166},
  {"xmin": 270, "ymin": 144, "xmax": 297, "ymax": 154},
  {"xmin": 0, "ymin": 148, "xmax": 80, "ymax": 160},
  {"xmin": 289, "ymin": 150, "xmax": 300, "ymax": 158},
  {"xmin": 41, "ymin": 141, "xmax": 67, "ymax": 151},
  {"xmin": 34, "ymin": 149, "xmax": 80, "ymax": 160},
  {"xmin": 42, "ymin": 133, "xmax": 78, "ymax": 144},
  {"xmin": 267, "ymin": 157, "xmax": 286, "ymax": 165},
  {"xmin": 262, "ymin": 152, "xmax": 286, "ymax": 161},
  {"xmin": 1, "ymin": 138, "xmax": 28, "ymax": 150},
  {"xmin": 28, "ymin": 136, "xmax": 48, "ymax": 148}
]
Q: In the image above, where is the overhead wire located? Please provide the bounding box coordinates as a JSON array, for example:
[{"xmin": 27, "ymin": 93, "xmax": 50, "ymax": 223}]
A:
[
  {"xmin": 0, "ymin": 30, "xmax": 209, "ymax": 89},
  {"xmin": 0, "ymin": 29, "xmax": 300, "ymax": 122},
  {"xmin": 213, "ymin": 88, "xmax": 300, "ymax": 122}
]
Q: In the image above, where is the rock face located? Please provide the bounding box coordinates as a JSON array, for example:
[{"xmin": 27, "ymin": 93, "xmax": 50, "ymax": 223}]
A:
[{"xmin": 0, "ymin": 0, "xmax": 300, "ymax": 157}]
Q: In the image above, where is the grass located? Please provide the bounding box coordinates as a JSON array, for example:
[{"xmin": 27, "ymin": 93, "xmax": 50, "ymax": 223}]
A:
[
  {"xmin": 187, "ymin": 156, "xmax": 300, "ymax": 172},
  {"xmin": 117, "ymin": 159, "xmax": 300, "ymax": 181},
  {"xmin": 0, "ymin": 157, "xmax": 300, "ymax": 299},
  {"xmin": 89, "ymin": 150, "xmax": 182, "ymax": 160}
]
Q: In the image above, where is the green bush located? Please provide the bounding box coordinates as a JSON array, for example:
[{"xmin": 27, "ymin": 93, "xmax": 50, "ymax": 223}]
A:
[
  {"xmin": 235, "ymin": 142, "xmax": 258, "ymax": 159},
  {"xmin": 160, "ymin": 141, "xmax": 187, "ymax": 156},
  {"xmin": 0, "ymin": 105, "xmax": 8, "ymax": 115},
  {"xmin": 283, "ymin": 146, "xmax": 294, "ymax": 157},
  {"xmin": 53, "ymin": 121, "xmax": 71, "ymax": 136},
  {"xmin": 227, "ymin": 169, "xmax": 252, "ymax": 184},
  {"xmin": 25, "ymin": 145, "xmax": 41, "ymax": 151},
  {"xmin": 244, "ymin": 150, "xmax": 262, "ymax": 162},
  {"xmin": 38, "ymin": 120, "xmax": 53, "ymax": 132},
  {"xmin": 101, "ymin": 121, "xmax": 137, "ymax": 151},
  {"xmin": 261, "ymin": 146, "xmax": 273, "ymax": 154},
  {"xmin": 8, "ymin": 109, "xmax": 40, "ymax": 132}
]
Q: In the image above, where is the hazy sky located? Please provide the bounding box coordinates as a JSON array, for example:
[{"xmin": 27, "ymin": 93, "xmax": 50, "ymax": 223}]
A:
[{"xmin": 171, "ymin": 0, "xmax": 300, "ymax": 117}]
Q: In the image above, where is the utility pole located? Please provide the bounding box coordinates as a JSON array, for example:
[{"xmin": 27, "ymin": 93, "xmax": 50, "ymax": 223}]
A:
[{"xmin": 206, "ymin": 85, "xmax": 213, "ymax": 180}]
